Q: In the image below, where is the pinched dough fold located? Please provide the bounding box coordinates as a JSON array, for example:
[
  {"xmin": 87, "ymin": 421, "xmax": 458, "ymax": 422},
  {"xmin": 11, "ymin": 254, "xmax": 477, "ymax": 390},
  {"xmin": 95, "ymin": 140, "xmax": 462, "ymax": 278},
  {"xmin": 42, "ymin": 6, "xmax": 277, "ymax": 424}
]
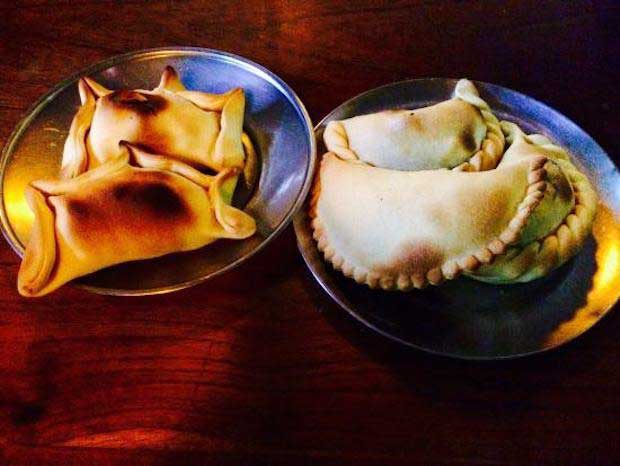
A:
[
  {"xmin": 61, "ymin": 66, "xmax": 247, "ymax": 179},
  {"xmin": 323, "ymin": 79, "xmax": 505, "ymax": 172}
]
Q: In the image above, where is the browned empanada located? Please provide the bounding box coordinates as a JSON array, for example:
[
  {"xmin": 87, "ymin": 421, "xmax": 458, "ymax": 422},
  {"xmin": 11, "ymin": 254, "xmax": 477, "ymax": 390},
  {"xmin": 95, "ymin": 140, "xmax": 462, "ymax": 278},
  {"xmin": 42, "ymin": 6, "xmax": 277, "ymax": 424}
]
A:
[
  {"xmin": 61, "ymin": 66, "xmax": 246, "ymax": 179},
  {"xmin": 18, "ymin": 146, "xmax": 256, "ymax": 297}
]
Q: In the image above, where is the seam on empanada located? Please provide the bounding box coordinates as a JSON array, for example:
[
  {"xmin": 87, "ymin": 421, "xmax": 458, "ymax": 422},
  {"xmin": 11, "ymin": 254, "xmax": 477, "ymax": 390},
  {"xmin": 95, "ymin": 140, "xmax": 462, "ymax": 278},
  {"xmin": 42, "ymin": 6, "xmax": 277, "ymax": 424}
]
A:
[
  {"xmin": 123, "ymin": 142, "xmax": 256, "ymax": 238},
  {"xmin": 474, "ymin": 162, "xmax": 597, "ymax": 283},
  {"xmin": 322, "ymin": 120, "xmax": 357, "ymax": 161},
  {"xmin": 309, "ymin": 152, "xmax": 550, "ymax": 290},
  {"xmin": 82, "ymin": 76, "xmax": 112, "ymax": 98},
  {"xmin": 17, "ymin": 186, "xmax": 58, "ymax": 297},
  {"xmin": 60, "ymin": 78, "xmax": 97, "ymax": 179},
  {"xmin": 465, "ymin": 124, "xmax": 598, "ymax": 283},
  {"xmin": 505, "ymin": 121, "xmax": 597, "ymax": 263},
  {"xmin": 61, "ymin": 68, "xmax": 246, "ymax": 178},
  {"xmin": 451, "ymin": 79, "xmax": 505, "ymax": 172},
  {"xmin": 323, "ymin": 79, "xmax": 506, "ymax": 172},
  {"xmin": 213, "ymin": 88, "xmax": 246, "ymax": 170},
  {"xmin": 157, "ymin": 65, "xmax": 186, "ymax": 93},
  {"xmin": 176, "ymin": 88, "xmax": 241, "ymax": 112}
]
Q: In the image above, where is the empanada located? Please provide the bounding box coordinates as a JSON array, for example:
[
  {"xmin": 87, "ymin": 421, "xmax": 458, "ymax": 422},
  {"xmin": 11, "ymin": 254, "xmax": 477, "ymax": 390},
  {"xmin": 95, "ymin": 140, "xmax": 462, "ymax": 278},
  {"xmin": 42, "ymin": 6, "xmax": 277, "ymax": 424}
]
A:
[
  {"xmin": 310, "ymin": 121, "xmax": 596, "ymax": 290},
  {"xmin": 61, "ymin": 66, "xmax": 247, "ymax": 179},
  {"xmin": 18, "ymin": 145, "xmax": 256, "ymax": 297},
  {"xmin": 323, "ymin": 79, "xmax": 504, "ymax": 172},
  {"xmin": 465, "ymin": 122, "xmax": 598, "ymax": 283}
]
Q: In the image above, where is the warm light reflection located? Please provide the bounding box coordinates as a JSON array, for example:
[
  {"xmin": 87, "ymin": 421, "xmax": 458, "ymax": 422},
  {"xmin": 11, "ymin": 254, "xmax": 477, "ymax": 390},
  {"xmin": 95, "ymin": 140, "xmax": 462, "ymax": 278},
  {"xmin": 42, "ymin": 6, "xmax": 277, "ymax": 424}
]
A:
[
  {"xmin": 3, "ymin": 126, "xmax": 63, "ymax": 247},
  {"xmin": 5, "ymin": 185, "xmax": 34, "ymax": 246},
  {"xmin": 598, "ymin": 239, "xmax": 620, "ymax": 290},
  {"xmin": 544, "ymin": 204, "xmax": 620, "ymax": 348}
]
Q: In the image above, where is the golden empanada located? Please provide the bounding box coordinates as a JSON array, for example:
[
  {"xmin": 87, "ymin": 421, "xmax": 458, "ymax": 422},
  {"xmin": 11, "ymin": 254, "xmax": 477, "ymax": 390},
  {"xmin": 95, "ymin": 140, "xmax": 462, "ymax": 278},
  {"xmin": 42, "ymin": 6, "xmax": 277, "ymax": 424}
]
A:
[
  {"xmin": 61, "ymin": 66, "xmax": 246, "ymax": 179},
  {"xmin": 18, "ymin": 146, "xmax": 256, "ymax": 297},
  {"xmin": 323, "ymin": 79, "xmax": 504, "ymax": 172}
]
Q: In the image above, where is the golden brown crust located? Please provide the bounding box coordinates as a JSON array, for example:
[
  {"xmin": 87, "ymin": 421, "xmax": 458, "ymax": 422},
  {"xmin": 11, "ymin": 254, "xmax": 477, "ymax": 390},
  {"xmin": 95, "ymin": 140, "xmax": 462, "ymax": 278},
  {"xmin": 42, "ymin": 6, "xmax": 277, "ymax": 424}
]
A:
[
  {"xmin": 107, "ymin": 90, "xmax": 169, "ymax": 115},
  {"xmin": 60, "ymin": 78, "xmax": 97, "ymax": 179},
  {"xmin": 157, "ymin": 65, "xmax": 186, "ymax": 92},
  {"xmin": 212, "ymin": 88, "xmax": 246, "ymax": 170},
  {"xmin": 61, "ymin": 67, "xmax": 246, "ymax": 178},
  {"xmin": 176, "ymin": 88, "xmax": 241, "ymax": 112},
  {"xmin": 17, "ymin": 187, "xmax": 57, "ymax": 297},
  {"xmin": 18, "ymin": 152, "xmax": 256, "ymax": 297},
  {"xmin": 241, "ymin": 132, "xmax": 259, "ymax": 190},
  {"xmin": 82, "ymin": 76, "xmax": 112, "ymax": 98}
]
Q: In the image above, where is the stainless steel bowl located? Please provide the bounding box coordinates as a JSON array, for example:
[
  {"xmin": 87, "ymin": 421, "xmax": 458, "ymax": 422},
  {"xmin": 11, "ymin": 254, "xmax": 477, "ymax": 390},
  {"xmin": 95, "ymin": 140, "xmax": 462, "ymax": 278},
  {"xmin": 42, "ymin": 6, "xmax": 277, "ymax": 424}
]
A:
[{"xmin": 0, "ymin": 47, "xmax": 316, "ymax": 295}]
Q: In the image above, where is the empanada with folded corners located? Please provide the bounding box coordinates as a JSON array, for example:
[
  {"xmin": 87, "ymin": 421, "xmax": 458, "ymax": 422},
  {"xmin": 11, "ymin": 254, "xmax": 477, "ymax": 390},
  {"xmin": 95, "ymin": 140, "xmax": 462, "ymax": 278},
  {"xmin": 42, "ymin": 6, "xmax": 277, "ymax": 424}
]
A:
[
  {"xmin": 465, "ymin": 122, "xmax": 598, "ymax": 283},
  {"xmin": 61, "ymin": 66, "xmax": 247, "ymax": 180},
  {"xmin": 323, "ymin": 79, "xmax": 504, "ymax": 172},
  {"xmin": 18, "ymin": 145, "xmax": 256, "ymax": 297}
]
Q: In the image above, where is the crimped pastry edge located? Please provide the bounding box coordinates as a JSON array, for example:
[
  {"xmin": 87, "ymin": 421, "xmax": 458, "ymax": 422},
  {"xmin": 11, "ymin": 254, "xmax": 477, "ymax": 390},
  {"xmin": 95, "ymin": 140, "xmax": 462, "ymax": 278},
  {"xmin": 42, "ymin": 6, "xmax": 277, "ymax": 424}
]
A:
[
  {"xmin": 464, "ymin": 130, "xmax": 598, "ymax": 283},
  {"xmin": 309, "ymin": 152, "xmax": 550, "ymax": 291},
  {"xmin": 451, "ymin": 79, "xmax": 505, "ymax": 172},
  {"xmin": 323, "ymin": 79, "xmax": 506, "ymax": 173}
]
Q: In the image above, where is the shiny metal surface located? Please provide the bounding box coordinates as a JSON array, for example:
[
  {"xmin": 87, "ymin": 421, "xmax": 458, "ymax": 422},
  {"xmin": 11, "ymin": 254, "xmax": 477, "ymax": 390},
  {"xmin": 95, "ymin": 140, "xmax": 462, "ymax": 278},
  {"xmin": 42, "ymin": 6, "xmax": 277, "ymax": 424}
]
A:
[
  {"xmin": 294, "ymin": 79, "xmax": 620, "ymax": 359},
  {"xmin": 1, "ymin": 47, "xmax": 316, "ymax": 295}
]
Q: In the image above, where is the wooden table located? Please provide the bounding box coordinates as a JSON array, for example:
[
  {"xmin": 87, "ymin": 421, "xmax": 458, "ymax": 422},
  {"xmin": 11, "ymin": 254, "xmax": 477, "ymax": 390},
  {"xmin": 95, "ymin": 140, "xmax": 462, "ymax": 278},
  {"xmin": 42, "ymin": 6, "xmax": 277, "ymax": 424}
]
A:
[{"xmin": 1, "ymin": 1, "xmax": 619, "ymax": 464}]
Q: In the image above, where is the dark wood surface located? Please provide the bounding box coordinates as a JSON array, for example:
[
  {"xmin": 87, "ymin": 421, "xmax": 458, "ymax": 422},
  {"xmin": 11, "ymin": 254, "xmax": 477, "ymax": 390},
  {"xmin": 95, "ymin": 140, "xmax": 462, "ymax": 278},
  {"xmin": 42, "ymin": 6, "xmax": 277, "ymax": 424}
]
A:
[{"xmin": 1, "ymin": 1, "xmax": 619, "ymax": 465}]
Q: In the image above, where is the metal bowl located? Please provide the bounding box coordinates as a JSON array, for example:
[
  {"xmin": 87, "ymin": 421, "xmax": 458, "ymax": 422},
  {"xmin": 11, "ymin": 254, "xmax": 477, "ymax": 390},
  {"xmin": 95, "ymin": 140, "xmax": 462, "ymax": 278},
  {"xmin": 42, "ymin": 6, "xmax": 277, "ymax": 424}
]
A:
[
  {"xmin": 0, "ymin": 47, "xmax": 316, "ymax": 295},
  {"xmin": 294, "ymin": 78, "xmax": 620, "ymax": 359}
]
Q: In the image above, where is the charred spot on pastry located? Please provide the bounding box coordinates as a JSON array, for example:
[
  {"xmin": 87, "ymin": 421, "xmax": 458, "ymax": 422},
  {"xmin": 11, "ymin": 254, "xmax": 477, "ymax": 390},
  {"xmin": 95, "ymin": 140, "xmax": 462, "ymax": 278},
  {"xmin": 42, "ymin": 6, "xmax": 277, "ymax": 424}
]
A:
[
  {"xmin": 108, "ymin": 90, "xmax": 167, "ymax": 115},
  {"xmin": 458, "ymin": 130, "xmax": 477, "ymax": 153},
  {"xmin": 66, "ymin": 199, "xmax": 91, "ymax": 219},
  {"xmin": 111, "ymin": 181, "xmax": 189, "ymax": 218}
]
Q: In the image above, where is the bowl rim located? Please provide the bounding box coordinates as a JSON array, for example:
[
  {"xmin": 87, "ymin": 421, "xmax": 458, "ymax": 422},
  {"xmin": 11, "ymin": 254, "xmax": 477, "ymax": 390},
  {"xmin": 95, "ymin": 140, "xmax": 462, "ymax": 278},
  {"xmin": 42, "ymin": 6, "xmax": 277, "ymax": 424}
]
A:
[{"xmin": 0, "ymin": 46, "xmax": 316, "ymax": 296}]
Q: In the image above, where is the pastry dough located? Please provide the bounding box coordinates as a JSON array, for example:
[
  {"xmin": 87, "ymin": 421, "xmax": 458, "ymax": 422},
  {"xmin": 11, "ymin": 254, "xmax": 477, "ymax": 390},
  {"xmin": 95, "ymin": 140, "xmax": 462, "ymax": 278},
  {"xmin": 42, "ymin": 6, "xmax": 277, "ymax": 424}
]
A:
[
  {"xmin": 61, "ymin": 66, "xmax": 247, "ymax": 179},
  {"xmin": 323, "ymin": 79, "xmax": 504, "ymax": 172},
  {"xmin": 465, "ymin": 122, "xmax": 598, "ymax": 283},
  {"xmin": 18, "ymin": 145, "xmax": 256, "ymax": 297},
  {"xmin": 310, "ymin": 122, "xmax": 596, "ymax": 290}
]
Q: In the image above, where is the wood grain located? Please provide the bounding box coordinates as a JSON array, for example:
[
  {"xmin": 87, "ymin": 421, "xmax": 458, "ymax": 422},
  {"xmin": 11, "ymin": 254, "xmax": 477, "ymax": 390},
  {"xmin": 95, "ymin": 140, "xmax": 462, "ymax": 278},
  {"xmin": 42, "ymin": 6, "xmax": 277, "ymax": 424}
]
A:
[{"xmin": 1, "ymin": 1, "xmax": 619, "ymax": 464}]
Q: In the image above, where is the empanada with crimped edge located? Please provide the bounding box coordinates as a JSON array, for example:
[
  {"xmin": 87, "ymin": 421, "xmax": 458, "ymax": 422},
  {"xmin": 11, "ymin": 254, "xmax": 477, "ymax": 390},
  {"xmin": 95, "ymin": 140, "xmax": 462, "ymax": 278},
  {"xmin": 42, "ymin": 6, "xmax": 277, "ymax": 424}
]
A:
[
  {"xmin": 311, "ymin": 112, "xmax": 597, "ymax": 290},
  {"xmin": 323, "ymin": 79, "xmax": 504, "ymax": 172},
  {"xmin": 465, "ymin": 122, "xmax": 598, "ymax": 284},
  {"xmin": 61, "ymin": 66, "xmax": 247, "ymax": 180},
  {"xmin": 18, "ymin": 144, "xmax": 256, "ymax": 297}
]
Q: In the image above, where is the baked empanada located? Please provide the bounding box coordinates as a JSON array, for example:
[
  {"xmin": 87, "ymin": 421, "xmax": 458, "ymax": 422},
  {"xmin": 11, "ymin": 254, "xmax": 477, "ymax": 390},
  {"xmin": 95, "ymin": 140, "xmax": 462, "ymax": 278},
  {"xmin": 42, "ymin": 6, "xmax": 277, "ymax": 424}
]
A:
[
  {"xmin": 18, "ymin": 145, "xmax": 256, "ymax": 297},
  {"xmin": 61, "ymin": 66, "xmax": 247, "ymax": 179},
  {"xmin": 465, "ymin": 122, "xmax": 598, "ymax": 283},
  {"xmin": 323, "ymin": 79, "xmax": 504, "ymax": 172},
  {"xmin": 310, "ymin": 121, "xmax": 596, "ymax": 290}
]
